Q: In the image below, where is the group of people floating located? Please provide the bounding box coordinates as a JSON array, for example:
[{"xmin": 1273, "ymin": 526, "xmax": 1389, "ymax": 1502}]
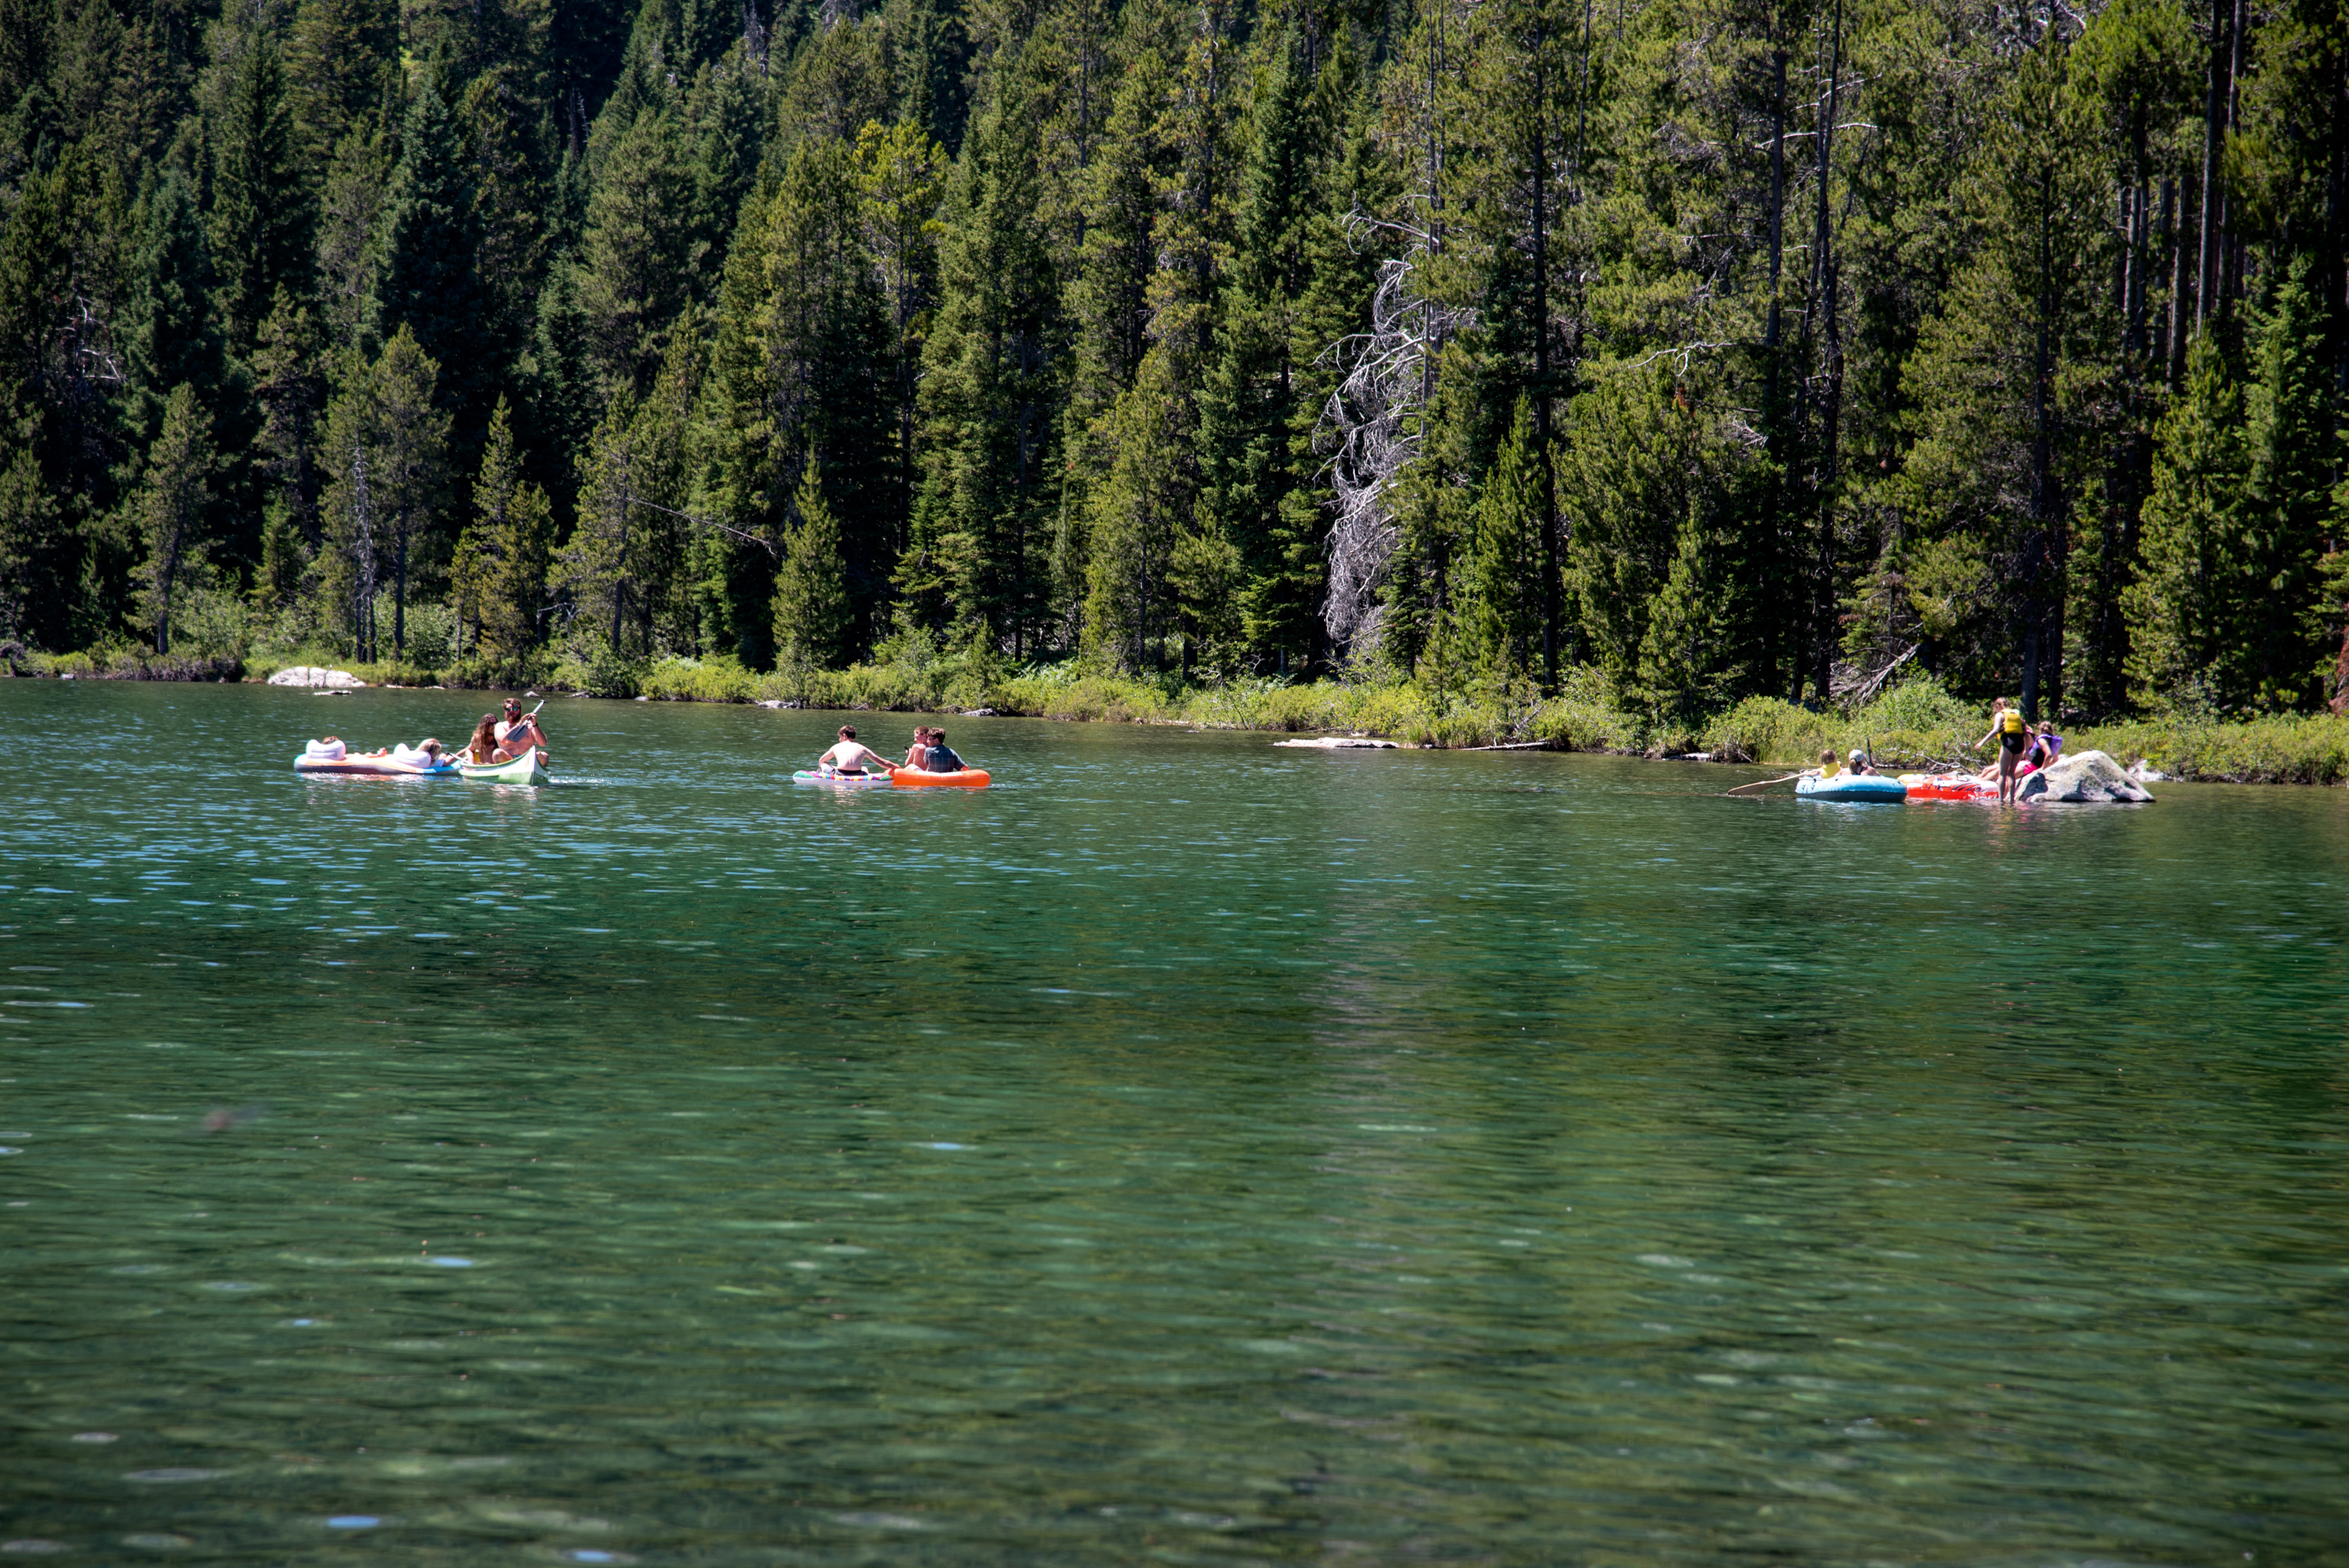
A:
[
  {"xmin": 1811, "ymin": 696, "xmax": 2063, "ymax": 805},
  {"xmin": 320, "ymin": 697, "xmax": 552, "ymax": 769},
  {"xmin": 815, "ymin": 723, "xmax": 964, "ymax": 777}
]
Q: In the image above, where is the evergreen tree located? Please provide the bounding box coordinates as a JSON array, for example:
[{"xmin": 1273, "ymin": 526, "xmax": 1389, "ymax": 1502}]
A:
[
  {"xmin": 856, "ymin": 117, "xmax": 945, "ymax": 532},
  {"xmin": 1199, "ymin": 26, "xmax": 1333, "ymax": 672},
  {"xmin": 1082, "ymin": 347, "xmax": 1185, "ymax": 669},
  {"xmin": 375, "ymin": 88, "xmax": 489, "ymax": 428},
  {"xmin": 2124, "ymin": 332, "xmax": 2246, "ymax": 706},
  {"xmin": 563, "ymin": 388, "xmax": 687, "ymax": 664},
  {"xmin": 461, "ymin": 65, "xmax": 554, "ymax": 375},
  {"xmin": 314, "ymin": 122, "xmax": 396, "ymax": 354},
  {"xmin": 250, "ymin": 287, "xmax": 326, "ymax": 607},
  {"xmin": 1064, "ymin": 45, "xmax": 1171, "ymax": 433},
  {"xmin": 772, "ymin": 454, "xmax": 854, "ymax": 669},
  {"xmin": 2240, "ymin": 262, "xmax": 2342, "ymax": 707},
  {"xmin": 123, "ymin": 167, "xmax": 221, "ymax": 441},
  {"xmin": 317, "ymin": 326, "xmax": 452, "ymax": 661},
  {"xmin": 574, "ymin": 105, "xmax": 696, "ymax": 396},
  {"xmin": 450, "ymin": 395, "xmax": 556, "ymax": 664},
  {"xmin": 0, "ymin": 444, "xmax": 57, "ymax": 643},
  {"xmin": 286, "ymin": 0, "xmax": 399, "ymax": 163},
  {"xmin": 907, "ymin": 86, "xmax": 1060, "ymax": 652},
  {"xmin": 1464, "ymin": 398, "xmax": 1544, "ymax": 683},
  {"xmin": 745, "ymin": 134, "xmax": 891, "ymax": 648},
  {"xmin": 685, "ymin": 51, "xmax": 766, "ymax": 284},
  {"xmin": 1888, "ymin": 23, "xmax": 2110, "ymax": 716},
  {"xmin": 208, "ymin": 36, "xmax": 309, "ymax": 354},
  {"xmin": 134, "ymin": 383, "xmax": 213, "ymax": 654}
]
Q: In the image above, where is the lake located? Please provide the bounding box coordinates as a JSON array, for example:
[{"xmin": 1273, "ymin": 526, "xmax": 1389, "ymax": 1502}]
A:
[{"xmin": 1, "ymin": 679, "xmax": 2343, "ymax": 1564}]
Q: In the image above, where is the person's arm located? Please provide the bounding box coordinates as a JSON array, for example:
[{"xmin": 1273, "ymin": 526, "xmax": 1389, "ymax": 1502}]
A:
[{"xmin": 1976, "ymin": 724, "xmax": 1998, "ymax": 748}]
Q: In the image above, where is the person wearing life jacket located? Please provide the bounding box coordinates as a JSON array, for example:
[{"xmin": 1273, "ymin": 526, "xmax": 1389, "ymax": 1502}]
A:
[
  {"xmin": 1975, "ymin": 698, "xmax": 2031, "ymax": 802},
  {"xmin": 1815, "ymin": 748, "xmax": 1841, "ymax": 778}
]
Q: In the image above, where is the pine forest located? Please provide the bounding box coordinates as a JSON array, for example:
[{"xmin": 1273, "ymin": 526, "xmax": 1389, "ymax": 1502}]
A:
[{"xmin": 0, "ymin": 0, "xmax": 2344, "ymax": 735}]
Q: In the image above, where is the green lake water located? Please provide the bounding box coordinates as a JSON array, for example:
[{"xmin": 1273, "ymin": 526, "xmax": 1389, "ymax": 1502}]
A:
[{"xmin": 1, "ymin": 680, "xmax": 2344, "ymax": 1566}]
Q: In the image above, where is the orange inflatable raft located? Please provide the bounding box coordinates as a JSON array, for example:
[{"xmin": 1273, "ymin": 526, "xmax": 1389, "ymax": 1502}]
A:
[{"xmin": 888, "ymin": 765, "xmax": 991, "ymax": 788}]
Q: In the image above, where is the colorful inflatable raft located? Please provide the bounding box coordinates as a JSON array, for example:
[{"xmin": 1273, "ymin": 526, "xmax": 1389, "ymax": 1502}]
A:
[
  {"xmin": 793, "ymin": 768, "xmax": 896, "ymax": 788},
  {"xmin": 293, "ymin": 744, "xmax": 454, "ymax": 777}
]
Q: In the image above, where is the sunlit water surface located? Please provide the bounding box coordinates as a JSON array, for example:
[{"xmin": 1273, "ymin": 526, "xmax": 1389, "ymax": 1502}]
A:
[{"xmin": 1, "ymin": 681, "xmax": 2344, "ymax": 1565}]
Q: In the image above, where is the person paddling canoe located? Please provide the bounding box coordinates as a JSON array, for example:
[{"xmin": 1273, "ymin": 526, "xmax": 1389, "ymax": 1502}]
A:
[{"xmin": 494, "ymin": 697, "xmax": 550, "ymax": 762}]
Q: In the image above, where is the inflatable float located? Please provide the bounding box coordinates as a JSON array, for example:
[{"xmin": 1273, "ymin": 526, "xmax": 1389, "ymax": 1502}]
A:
[
  {"xmin": 458, "ymin": 751, "xmax": 548, "ymax": 785},
  {"xmin": 1900, "ymin": 772, "xmax": 1996, "ymax": 801},
  {"xmin": 888, "ymin": 765, "xmax": 990, "ymax": 788},
  {"xmin": 790, "ymin": 765, "xmax": 993, "ymax": 788},
  {"xmin": 793, "ymin": 768, "xmax": 896, "ymax": 788},
  {"xmin": 293, "ymin": 740, "xmax": 454, "ymax": 777},
  {"xmin": 1794, "ymin": 772, "xmax": 1908, "ymax": 803}
]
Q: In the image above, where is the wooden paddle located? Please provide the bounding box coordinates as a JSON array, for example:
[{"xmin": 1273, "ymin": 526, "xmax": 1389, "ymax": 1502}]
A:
[{"xmin": 1724, "ymin": 772, "xmax": 1805, "ymax": 796}]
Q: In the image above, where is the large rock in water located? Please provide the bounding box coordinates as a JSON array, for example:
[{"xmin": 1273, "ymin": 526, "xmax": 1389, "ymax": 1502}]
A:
[
  {"xmin": 2016, "ymin": 748, "xmax": 2153, "ymax": 802},
  {"xmin": 267, "ymin": 665, "xmax": 363, "ymax": 688}
]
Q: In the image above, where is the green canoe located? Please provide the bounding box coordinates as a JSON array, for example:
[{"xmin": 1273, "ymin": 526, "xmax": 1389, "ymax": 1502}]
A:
[{"xmin": 457, "ymin": 751, "xmax": 549, "ymax": 786}]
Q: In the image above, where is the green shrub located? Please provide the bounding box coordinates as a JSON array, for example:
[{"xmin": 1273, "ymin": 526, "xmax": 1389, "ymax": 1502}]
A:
[
  {"xmin": 2078, "ymin": 714, "xmax": 2349, "ymax": 784},
  {"xmin": 642, "ymin": 654, "xmax": 761, "ymax": 703}
]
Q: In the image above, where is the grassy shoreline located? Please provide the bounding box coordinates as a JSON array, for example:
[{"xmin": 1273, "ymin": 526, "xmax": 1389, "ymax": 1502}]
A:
[{"xmin": 10, "ymin": 643, "xmax": 2348, "ymax": 785}]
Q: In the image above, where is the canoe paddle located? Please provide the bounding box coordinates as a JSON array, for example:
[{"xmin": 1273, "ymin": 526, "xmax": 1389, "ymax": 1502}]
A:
[{"xmin": 1724, "ymin": 772, "xmax": 1805, "ymax": 796}]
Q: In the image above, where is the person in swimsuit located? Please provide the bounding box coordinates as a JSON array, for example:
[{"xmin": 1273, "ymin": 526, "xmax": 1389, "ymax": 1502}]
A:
[
  {"xmin": 2022, "ymin": 722, "xmax": 2063, "ymax": 775},
  {"xmin": 902, "ymin": 726, "xmax": 934, "ymax": 770},
  {"xmin": 1846, "ymin": 748, "xmax": 1876, "ymax": 776},
  {"xmin": 1976, "ymin": 698, "xmax": 2030, "ymax": 802},
  {"xmin": 463, "ymin": 714, "xmax": 506, "ymax": 763},
  {"xmin": 1816, "ymin": 748, "xmax": 1841, "ymax": 779},
  {"xmin": 818, "ymin": 725, "xmax": 891, "ymax": 775}
]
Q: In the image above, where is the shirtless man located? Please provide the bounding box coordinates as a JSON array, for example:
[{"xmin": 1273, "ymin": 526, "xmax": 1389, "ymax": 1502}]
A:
[
  {"xmin": 494, "ymin": 697, "xmax": 551, "ymax": 762},
  {"xmin": 817, "ymin": 725, "xmax": 892, "ymax": 776}
]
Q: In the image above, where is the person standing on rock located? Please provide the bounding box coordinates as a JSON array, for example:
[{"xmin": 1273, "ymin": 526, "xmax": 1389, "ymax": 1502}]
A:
[{"xmin": 1977, "ymin": 698, "xmax": 2031, "ymax": 804}]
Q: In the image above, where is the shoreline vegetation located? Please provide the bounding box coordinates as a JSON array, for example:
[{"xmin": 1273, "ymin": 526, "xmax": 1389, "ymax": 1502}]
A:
[{"xmin": 12, "ymin": 642, "xmax": 2349, "ymax": 786}]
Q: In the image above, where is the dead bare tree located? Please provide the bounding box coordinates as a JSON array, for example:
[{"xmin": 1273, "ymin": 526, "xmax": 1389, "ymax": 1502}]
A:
[{"xmin": 1316, "ymin": 216, "xmax": 1474, "ymax": 660}]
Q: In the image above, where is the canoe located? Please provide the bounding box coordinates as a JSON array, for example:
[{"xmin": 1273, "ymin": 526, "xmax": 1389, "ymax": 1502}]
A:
[
  {"xmin": 889, "ymin": 765, "xmax": 990, "ymax": 788},
  {"xmin": 1899, "ymin": 772, "xmax": 1995, "ymax": 801},
  {"xmin": 1794, "ymin": 773, "xmax": 1908, "ymax": 803},
  {"xmin": 793, "ymin": 768, "xmax": 895, "ymax": 788},
  {"xmin": 294, "ymin": 751, "xmax": 454, "ymax": 777},
  {"xmin": 457, "ymin": 751, "xmax": 548, "ymax": 785}
]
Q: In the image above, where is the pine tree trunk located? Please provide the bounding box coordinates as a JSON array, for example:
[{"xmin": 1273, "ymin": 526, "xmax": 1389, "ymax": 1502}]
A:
[
  {"xmin": 394, "ymin": 520, "xmax": 408, "ymax": 662},
  {"xmin": 2195, "ymin": 0, "xmax": 2229, "ymax": 330},
  {"xmin": 1810, "ymin": 0, "xmax": 1843, "ymax": 704},
  {"xmin": 1532, "ymin": 20, "xmax": 1557, "ymax": 693},
  {"xmin": 1764, "ymin": 26, "xmax": 1790, "ymax": 698}
]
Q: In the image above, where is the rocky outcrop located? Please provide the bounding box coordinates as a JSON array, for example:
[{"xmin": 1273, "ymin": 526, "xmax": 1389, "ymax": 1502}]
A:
[
  {"xmin": 267, "ymin": 666, "xmax": 364, "ymax": 688},
  {"xmin": 2017, "ymin": 748, "xmax": 2154, "ymax": 802}
]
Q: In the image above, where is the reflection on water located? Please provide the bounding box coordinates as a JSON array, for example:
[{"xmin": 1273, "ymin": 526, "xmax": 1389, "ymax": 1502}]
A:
[{"xmin": 1, "ymin": 681, "xmax": 2345, "ymax": 1564}]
